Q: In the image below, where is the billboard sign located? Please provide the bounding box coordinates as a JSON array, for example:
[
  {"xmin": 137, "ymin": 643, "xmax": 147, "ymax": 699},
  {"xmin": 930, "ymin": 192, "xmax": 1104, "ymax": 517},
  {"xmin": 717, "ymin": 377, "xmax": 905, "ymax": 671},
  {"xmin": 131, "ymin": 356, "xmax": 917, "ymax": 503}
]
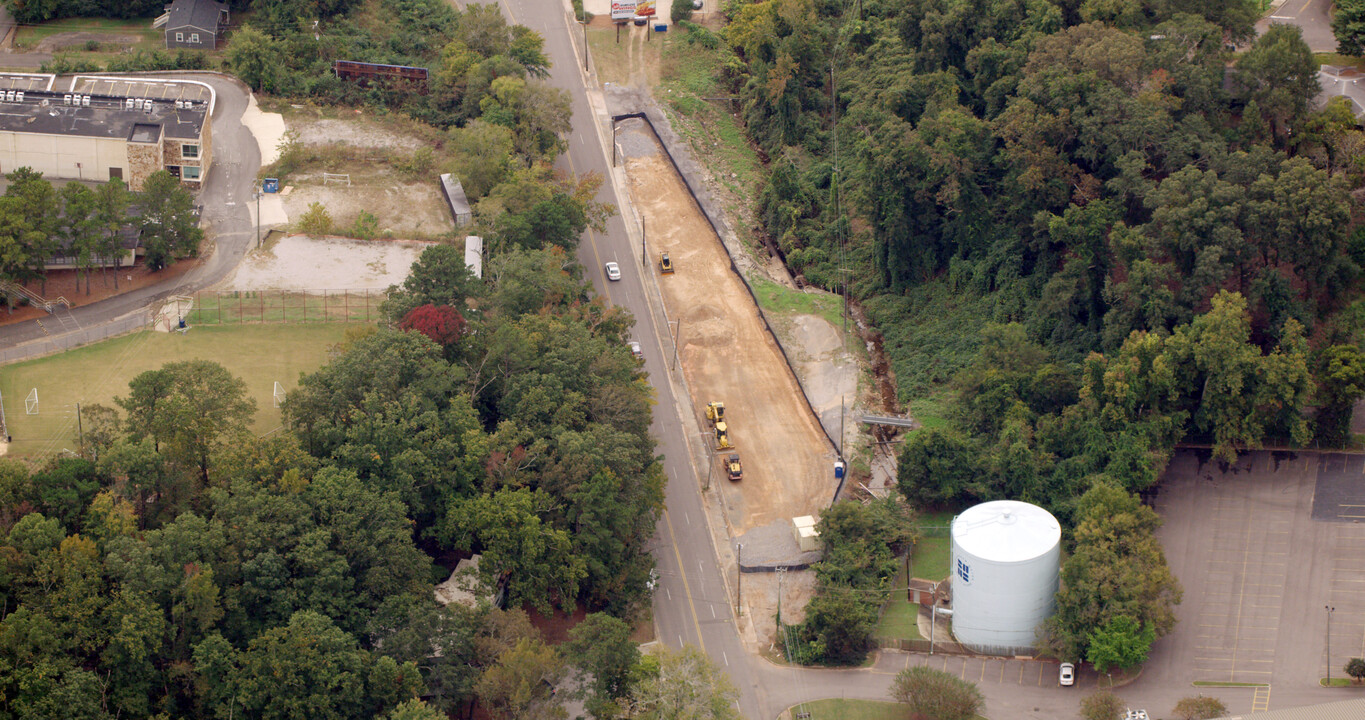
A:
[
  {"xmin": 611, "ymin": 0, "xmax": 637, "ymax": 20},
  {"xmin": 635, "ymin": 0, "xmax": 656, "ymax": 16}
]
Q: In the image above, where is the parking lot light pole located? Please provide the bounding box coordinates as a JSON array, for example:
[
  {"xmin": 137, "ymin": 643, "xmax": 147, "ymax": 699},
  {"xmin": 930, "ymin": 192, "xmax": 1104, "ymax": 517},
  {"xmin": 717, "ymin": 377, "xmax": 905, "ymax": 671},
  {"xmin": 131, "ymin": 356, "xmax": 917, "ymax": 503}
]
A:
[{"xmin": 1327, "ymin": 605, "xmax": 1336, "ymax": 684}]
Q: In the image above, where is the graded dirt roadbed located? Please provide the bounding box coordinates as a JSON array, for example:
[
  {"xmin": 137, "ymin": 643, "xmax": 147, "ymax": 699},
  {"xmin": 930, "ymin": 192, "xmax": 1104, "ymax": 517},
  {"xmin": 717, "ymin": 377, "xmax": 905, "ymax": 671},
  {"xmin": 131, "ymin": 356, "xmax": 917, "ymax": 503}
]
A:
[{"xmin": 621, "ymin": 131, "xmax": 833, "ymax": 534}]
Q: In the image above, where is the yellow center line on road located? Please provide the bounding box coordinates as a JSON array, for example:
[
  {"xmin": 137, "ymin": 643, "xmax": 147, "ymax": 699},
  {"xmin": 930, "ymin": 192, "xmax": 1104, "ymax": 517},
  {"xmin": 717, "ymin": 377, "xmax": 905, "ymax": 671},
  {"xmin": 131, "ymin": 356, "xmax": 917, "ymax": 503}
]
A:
[
  {"xmin": 663, "ymin": 508, "xmax": 706, "ymax": 652},
  {"xmin": 563, "ymin": 152, "xmax": 610, "ymax": 298}
]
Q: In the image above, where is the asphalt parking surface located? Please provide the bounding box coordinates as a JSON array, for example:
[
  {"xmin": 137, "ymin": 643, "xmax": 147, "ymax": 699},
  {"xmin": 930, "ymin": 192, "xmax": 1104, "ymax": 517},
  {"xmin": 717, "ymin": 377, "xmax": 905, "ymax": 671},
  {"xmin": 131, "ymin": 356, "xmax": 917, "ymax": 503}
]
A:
[
  {"xmin": 1143, "ymin": 449, "xmax": 1365, "ymax": 708},
  {"xmin": 1311, "ymin": 453, "xmax": 1365, "ymax": 521}
]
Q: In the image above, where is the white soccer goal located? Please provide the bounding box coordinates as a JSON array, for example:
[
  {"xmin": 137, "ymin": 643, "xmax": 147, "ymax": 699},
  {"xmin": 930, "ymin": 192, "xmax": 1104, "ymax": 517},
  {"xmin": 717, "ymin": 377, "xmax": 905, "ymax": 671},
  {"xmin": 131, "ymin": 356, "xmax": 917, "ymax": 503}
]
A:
[
  {"xmin": 24, "ymin": 388, "xmax": 37, "ymax": 415},
  {"xmin": 322, "ymin": 173, "xmax": 351, "ymax": 186},
  {"xmin": 272, "ymin": 381, "xmax": 286, "ymax": 409}
]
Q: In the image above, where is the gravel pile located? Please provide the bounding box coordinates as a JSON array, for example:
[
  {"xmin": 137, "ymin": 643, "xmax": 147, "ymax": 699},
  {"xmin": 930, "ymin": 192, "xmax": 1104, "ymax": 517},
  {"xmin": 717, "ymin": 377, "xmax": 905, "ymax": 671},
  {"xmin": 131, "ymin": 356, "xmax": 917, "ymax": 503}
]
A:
[{"xmin": 736, "ymin": 518, "xmax": 824, "ymax": 571}]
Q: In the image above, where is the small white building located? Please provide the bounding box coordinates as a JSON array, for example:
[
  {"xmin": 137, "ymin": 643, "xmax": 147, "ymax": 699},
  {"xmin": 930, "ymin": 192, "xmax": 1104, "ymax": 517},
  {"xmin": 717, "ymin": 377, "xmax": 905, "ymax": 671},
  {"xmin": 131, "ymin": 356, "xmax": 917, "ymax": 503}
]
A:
[{"xmin": 464, "ymin": 235, "xmax": 483, "ymax": 279}]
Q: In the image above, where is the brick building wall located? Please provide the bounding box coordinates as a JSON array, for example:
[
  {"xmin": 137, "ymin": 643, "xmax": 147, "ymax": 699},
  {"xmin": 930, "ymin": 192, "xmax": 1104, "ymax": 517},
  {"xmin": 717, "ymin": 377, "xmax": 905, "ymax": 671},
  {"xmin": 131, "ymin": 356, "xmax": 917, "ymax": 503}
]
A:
[{"xmin": 126, "ymin": 140, "xmax": 163, "ymax": 191}]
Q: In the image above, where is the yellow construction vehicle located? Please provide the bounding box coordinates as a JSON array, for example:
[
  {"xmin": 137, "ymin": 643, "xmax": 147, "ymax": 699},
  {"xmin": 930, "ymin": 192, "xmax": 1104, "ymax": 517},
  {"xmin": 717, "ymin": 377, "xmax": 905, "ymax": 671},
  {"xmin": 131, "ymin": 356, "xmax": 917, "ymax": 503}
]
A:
[
  {"xmin": 724, "ymin": 453, "xmax": 742, "ymax": 481},
  {"xmin": 659, "ymin": 252, "xmax": 674, "ymax": 274},
  {"xmin": 714, "ymin": 421, "xmax": 733, "ymax": 450},
  {"xmin": 705, "ymin": 401, "xmax": 725, "ymax": 425}
]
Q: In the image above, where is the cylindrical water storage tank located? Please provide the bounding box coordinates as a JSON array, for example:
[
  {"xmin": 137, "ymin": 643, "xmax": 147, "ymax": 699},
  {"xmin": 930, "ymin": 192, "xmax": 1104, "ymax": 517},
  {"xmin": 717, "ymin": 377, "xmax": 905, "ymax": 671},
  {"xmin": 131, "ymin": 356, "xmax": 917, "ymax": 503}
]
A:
[{"xmin": 950, "ymin": 500, "xmax": 1061, "ymax": 654}]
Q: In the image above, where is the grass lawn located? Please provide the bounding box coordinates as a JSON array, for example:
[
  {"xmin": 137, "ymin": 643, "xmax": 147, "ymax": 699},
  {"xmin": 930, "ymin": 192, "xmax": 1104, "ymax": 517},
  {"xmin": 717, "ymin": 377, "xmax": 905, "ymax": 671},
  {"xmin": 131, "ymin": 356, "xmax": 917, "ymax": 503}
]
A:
[
  {"xmin": 1317, "ymin": 53, "xmax": 1365, "ymax": 71},
  {"xmin": 587, "ymin": 24, "xmax": 646, "ymax": 87},
  {"xmin": 875, "ymin": 565, "xmax": 923, "ymax": 641},
  {"xmin": 911, "ymin": 511, "xmax": 954, "ymax": 581},
  {"xmin": 784, "ymin": 699, "xmax": 988, "ymax": 720},
  {"xmin": 750, "ymin": 275, "xmax": 845, "ymax": 329},
  {"xmin": 876, "ymin": 511, "xmax": 953, "ymax": 640},
  {"xmin": 13, "ymin": 17, "xmax": 161, "ymax": 49},
  {"xmin": 783, "ymin": 700, "xmax": 904, "ymax": 720},
  {"xmin": 187, "ymin": 291, "xmax": 387, "ymax": 325},
  {"xmin": 0, "ymin": 324, "xmax": 358, "ymax": 458}
]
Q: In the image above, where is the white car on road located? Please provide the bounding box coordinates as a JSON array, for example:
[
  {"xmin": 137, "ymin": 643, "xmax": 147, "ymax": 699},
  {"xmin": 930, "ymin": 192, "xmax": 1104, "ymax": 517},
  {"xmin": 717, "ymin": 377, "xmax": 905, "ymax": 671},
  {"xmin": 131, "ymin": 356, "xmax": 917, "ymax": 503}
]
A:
[{"xmin": 605, "ymin": 261, "xmax": 621, "ymax": 281}]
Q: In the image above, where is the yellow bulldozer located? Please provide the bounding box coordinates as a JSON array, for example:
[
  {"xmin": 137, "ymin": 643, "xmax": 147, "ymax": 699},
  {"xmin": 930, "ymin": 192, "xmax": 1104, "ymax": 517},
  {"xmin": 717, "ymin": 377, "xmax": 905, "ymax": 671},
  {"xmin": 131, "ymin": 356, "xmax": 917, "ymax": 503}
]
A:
[
  {"xmin": 724, "ymin": 453, "xmax": 742, "ymax": 481},
  {"xmin": 706, "ymin": 402, "xmax": 733, "ymax": 449},
  {"xmin": 705, "ymin": 401, "xmax": 725, "ymax": 424},
  {"xmin": 713, "ymin": 421, "xmax": 733, "ymax": 450}
]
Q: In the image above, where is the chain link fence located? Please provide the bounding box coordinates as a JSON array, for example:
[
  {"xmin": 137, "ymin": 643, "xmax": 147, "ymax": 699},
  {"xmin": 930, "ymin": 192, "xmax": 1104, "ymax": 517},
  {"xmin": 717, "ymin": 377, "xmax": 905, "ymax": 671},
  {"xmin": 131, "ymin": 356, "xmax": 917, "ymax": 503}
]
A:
[{"xmin": 178, "ymin": 289, "xmax": 387, "ymax": 325}]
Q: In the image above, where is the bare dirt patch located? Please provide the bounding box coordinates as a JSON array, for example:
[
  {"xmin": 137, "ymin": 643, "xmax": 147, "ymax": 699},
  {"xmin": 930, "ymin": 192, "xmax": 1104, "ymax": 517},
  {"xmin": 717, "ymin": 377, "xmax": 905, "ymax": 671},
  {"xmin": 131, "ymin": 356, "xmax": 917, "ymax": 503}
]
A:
[
  {"xmin": 217, "ymin": 234, "xmax": 433, "ymax": 292},
  {"xmin": 746, "ymin": 570, "xmax": 817, "ymax": 648},
  {"xmin": 276, "ymin": 115, "xmax": 451, "ymax": 238},
  {"xmin": 623, "ymin": 144, "xmax": 835, "ymax": 536},
  {"xmin": 281, "ymin": 177, "xmax": 451, "ymax": 239},
  {"xmin": 288, "ymin": 118, "xmax": 427, "ymax": 152}
]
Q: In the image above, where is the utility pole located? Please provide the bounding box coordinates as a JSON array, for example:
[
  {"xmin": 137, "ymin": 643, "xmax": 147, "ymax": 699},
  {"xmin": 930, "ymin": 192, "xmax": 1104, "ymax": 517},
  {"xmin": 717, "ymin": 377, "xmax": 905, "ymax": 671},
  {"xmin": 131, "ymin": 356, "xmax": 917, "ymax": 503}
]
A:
[
  {"xmin": 930, "ymin": 604, "xmax": 935, "ymax": 654},
  {"xmin": 255, "ymin": 189, "xmax": 262, "ymax": 248},
  {"xmin": 641, "ymin": 216, "xmax": 647, "ymax": 268},
  {"xmin": 1327, "ymin": 605, "xmax": 1336, "ymax": 684},
  {"xmin": 829, "ymin": 396, "xmax": 840, "ymax": 459},
  {"xmin": 704, "ymin": 440, "xmax": 714, "ymax": 490},
  {"xmin": 75, "ymin": 402, "xmax": 83, "ymax": 457},
  {"xmin": 580, "ymin": 6, "xmax": 588, "ymax": 72},
  {"xmin": 671, "ymin": 318, "xmax": 681, "ymax": 370},
  {"xmin": 735, "ymin": 544, "xmax": 743, "ymax": 617},
  {"xmin": 776, "ymin": 567, "xmax": 785, "ymax": 638}
]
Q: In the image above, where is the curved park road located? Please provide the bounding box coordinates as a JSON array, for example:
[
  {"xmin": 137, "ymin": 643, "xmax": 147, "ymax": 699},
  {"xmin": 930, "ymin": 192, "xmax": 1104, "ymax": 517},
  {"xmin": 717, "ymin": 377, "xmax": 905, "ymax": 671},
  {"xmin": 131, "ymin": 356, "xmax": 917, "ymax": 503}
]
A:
[{"xmin": 0, "ymin": 72, "xmax": 261, "ymax": 363}]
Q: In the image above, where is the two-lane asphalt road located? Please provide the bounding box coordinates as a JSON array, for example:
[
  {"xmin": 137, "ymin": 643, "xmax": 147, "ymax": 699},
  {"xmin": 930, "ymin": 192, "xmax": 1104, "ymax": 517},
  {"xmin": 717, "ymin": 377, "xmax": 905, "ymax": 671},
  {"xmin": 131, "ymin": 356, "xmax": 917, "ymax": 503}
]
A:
[{"xmin": 495, "ymin": 2, "xmax": 770, "ymax": 715}]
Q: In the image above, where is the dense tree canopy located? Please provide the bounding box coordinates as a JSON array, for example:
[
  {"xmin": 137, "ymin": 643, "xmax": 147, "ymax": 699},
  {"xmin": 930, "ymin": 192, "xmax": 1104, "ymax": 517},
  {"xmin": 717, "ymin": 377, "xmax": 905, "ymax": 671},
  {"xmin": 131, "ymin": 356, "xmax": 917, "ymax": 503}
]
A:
[{"xmin": 2, "ymin": 232, "xmax": 663, "ymax": 718}]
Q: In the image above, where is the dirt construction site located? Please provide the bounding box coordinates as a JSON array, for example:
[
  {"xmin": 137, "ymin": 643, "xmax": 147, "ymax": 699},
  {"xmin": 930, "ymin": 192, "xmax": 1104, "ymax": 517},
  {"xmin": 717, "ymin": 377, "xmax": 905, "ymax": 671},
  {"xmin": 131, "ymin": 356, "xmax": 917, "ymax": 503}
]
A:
[{"xmin": 616, "ymin": 123, "xmax": 836, "ymax": 535}]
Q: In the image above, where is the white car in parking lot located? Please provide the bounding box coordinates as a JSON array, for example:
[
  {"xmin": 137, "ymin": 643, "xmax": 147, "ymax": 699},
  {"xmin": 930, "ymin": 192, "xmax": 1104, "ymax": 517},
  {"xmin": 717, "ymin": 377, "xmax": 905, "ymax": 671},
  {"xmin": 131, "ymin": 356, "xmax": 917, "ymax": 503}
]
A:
[{"xmin": 1059, "ymin": 662, "xmax": 1074, "ymax": 686}]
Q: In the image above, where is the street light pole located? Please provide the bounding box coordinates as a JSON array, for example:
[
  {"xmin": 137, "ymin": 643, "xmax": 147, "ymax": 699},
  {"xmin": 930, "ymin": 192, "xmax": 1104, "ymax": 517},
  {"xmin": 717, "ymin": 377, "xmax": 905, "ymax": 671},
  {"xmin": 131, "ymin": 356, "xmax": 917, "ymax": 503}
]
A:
[
  {"xmin": 1327, "ymin": 605, "xmax": 1336, "ymax": 684},
  {"xmin": 255, "ymin": 189, "xmax": 262, "ymax": 248},
  {"xmin": 641, "ymin": 215, "xmax": 647, "ymax": 268}
]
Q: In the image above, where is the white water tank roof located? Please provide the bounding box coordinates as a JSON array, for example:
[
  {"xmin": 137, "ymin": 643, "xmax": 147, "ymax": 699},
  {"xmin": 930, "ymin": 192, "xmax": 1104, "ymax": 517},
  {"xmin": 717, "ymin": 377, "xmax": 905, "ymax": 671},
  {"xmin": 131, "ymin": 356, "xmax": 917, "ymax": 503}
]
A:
[{"xmin": 952, "ymin": 500, "xmax": 1060, "ymax": 563}]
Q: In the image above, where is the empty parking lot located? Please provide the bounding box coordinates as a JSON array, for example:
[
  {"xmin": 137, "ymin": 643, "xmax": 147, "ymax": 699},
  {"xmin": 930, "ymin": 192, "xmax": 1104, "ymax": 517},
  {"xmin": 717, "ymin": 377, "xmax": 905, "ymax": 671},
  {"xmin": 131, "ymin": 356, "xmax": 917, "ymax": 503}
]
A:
[{"xmin": 1141, "ymin": 449, "xmax": 1365, "ymax": 700}]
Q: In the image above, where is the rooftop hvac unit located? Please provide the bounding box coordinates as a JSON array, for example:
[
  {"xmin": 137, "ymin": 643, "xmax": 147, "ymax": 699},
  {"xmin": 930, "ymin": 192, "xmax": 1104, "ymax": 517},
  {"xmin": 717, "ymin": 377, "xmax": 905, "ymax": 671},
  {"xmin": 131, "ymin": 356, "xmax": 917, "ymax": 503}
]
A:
[
  {"xmin": 6, "ymin": 91, "xmax": 15, "ymax": 103},
  {"xmin": 17, "ymin": 92, "xmax": 25, "ymax": 102},
  {"xmin": 63, "ymin": 94, "xmax": 71, "ymax": 106},
  {"xmin": 144, "ymin": 101, "xmax": 153, "ymax": 113},
  {"xmin": 125, "ymin": 98, "xmax": 134, "ymax": 110},
  {"xmin": 134, "ymin": 98, "xmax": 143, "ymax": 109},
  {"xmin": 81, "ymin": 96, "xmax": 90, "ymax": 107}
]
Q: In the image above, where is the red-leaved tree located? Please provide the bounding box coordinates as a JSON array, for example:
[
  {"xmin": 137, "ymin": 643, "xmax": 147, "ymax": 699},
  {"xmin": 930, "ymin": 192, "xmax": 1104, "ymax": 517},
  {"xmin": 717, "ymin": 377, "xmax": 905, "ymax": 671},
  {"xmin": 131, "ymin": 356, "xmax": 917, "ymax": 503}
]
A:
[{"xmin": 399, "ymin": 304, "xmax": 467, "ymax": 346}]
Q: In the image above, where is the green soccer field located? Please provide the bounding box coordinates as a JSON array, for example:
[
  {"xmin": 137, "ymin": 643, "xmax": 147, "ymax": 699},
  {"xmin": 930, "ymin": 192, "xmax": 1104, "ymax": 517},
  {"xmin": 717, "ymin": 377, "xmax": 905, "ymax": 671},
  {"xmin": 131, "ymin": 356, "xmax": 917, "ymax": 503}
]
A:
[{"xmin": 0, "ymin": 324, "xmax": 362, "ymax": 459}]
